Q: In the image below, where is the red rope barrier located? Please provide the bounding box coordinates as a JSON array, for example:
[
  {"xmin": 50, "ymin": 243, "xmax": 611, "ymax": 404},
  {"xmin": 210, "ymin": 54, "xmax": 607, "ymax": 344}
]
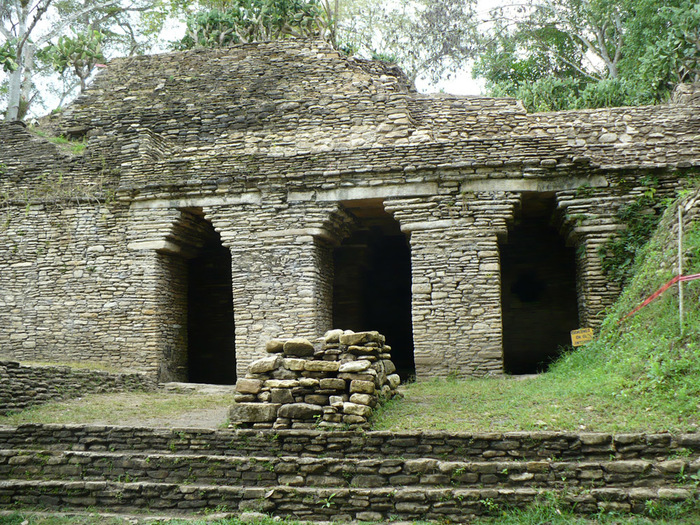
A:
[{"xmin": 621, "ymin": 273, "xmax": 700, "ymax": 322}]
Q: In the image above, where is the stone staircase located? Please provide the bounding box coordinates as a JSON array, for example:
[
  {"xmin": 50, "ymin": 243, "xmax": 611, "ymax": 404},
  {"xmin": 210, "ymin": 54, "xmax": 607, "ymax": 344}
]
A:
[{"xmin": 0, "ymin": 424, "xmax": 698, "ymax": 522}]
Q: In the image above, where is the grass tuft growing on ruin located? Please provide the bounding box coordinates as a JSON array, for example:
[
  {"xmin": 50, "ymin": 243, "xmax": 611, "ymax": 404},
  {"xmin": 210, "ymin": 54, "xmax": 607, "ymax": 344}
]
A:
[{"xmin": 374, "ymin": 195, "xmax": 700, "ymax": 434}]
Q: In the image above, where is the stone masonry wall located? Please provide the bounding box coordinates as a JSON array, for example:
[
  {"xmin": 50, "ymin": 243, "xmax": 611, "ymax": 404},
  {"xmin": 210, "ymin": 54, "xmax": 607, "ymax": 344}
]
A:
[
  {"xmin": 3, "ymin": 447, "xmax": 697, "ymax": 491},
  {"xmin": 1, "ymin": 44, "xmax": 698, "ymax": 383},
  {"xmin": 0, "ymin": 203, "xmax": 167, "ymax": 374},
  {"xmin": 385, "ymin": 192, "xmax": 518, "ymax": 378},
  {"xmin": 0, "ymin": 361, "xmax": 157, "ymax": 415},
  {"xmin": 230, "ymin": 330, "xmax": 400, "ymax": 429},
  {"xmin": 1, "ymin": 424, "xmax": 698, "ymax": 461}
]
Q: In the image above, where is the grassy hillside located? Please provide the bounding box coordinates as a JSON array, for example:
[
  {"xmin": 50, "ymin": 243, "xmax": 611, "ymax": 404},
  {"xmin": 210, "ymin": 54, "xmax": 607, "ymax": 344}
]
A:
[{"xmin": 374, "ymin": 188, "xmax": 700, "ymax": 433}]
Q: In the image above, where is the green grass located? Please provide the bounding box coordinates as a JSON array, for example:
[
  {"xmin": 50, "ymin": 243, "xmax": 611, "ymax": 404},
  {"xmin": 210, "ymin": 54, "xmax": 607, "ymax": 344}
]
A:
[
  {"xmin": 29, "ymin": 128, "xmax": 87, "ymax": 155},
  {"xmin": 2, "ymin": 497, "xmax": 700, "ymax": 525},
  {"xmin": 374, "ymin": 196, "xmax": 700, "ymax": 434},
  {"xmin": 0, "ymin": 392, "xmax": 232, "ymax": 427}
]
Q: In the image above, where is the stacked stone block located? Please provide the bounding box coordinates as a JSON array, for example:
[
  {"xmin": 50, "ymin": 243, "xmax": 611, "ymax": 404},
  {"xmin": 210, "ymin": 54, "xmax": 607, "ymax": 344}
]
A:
[{"xmin": 229, "ymin": 330, "xmax": 400, "ymax": 429}]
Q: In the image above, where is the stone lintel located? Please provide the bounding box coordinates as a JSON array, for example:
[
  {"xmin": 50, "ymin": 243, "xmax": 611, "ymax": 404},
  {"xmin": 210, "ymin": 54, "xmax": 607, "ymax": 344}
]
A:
[
  {"xmin": 259, "ymin": 227, "xmax": 334, "ymax": 242},
  {"xmin": 400, "ymin": 219, "xmax": 470, "ymax": 233},
  {"xmin": 127, "ymin": 239, "xmax": 180, "ymax": 252},
  {"xmin": 130, "ymin": 193, "xmax": 263, "ymax": 209},
  {"xmin": 460, "ymin": 175, "xmax": 608, "ymax": 193},
  {"xmin": 289, "ymin": 182, "xmax": 439, "ymax": 203}
]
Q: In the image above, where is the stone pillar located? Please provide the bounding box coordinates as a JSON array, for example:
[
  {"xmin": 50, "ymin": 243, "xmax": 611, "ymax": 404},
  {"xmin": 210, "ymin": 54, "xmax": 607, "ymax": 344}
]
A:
[
  {"xmin": 385, "ymin": 192, "xmax": 518, "ymax": 379},
  {"xmin": 126, "ymin": 206, "xmax": 190, "ymax": 380},
  {"xmin": 205, "ymin": 199, "xmax": 351, "ymax": 378},
  {"xmin": 555, "ymin": 191, "xmax": 626, "ymax": 328}
]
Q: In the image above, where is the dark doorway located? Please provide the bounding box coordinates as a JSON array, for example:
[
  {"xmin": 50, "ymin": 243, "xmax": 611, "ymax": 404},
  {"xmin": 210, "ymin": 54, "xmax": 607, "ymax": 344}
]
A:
[
  {"xmin": 333, "ymin": 200, "xmax": 415, "ymax": 380},
  {"xmin": 186, "ymin": 218, "xmax": 236, "ymax": 384},
  {"xmin": 500, "ymin": 193, "xmax": 578, "ymax": 374}
]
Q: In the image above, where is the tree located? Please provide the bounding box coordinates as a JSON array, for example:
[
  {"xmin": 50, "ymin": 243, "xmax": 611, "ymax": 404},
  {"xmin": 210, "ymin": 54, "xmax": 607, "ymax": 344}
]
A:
[
  {"xmin": 474, "ymin": 0, "xmax": 700, "ymax": 111},
  {"xmin": 338, "ymin": 0, "xmax": 478, "ymax": 84},
  {"xmin": 178, "ymin": 0, "xmax": 480, "ymax": 86},
  {"xmin": 177, "ymin": 0, "xmax": 332, "ymax": 49},
  {"xmin": 0, "ymin": 0, "xmax": 164, "ymax": 121},
  {"xmin": 43, "ymin": 30, "xmax": 105, "ymax": 93}
]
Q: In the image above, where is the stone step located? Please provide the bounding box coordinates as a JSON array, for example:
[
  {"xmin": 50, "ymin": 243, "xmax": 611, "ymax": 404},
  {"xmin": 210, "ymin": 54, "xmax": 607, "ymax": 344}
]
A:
[
  {"xmin": 2, "ymin": 449, "xmax": 698, "ymax": 490},
  {"xmin": 0, "ymin": 480, "xmax": 696, "ymax": 522},
  {"xmin": 2, "ymin": 424, "xmax": 699, "ymax": 462}
]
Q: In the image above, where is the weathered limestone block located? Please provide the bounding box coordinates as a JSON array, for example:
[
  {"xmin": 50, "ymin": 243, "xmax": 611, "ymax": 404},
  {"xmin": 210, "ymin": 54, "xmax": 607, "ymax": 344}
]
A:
[
  {"xmin": 236, "ymin": 378, "xmax": 263, "ymax": 394},
  {"xmin": 283, "ymin": 338, "xmax": 315, "ymax": 357},
  {"xmin": 270, "ymin": 388, "xmax": 294, "ymax": 404},
  {"xmin": 229, "ymin": 403, "xmax": 280, "ymax": 423},
  {"xmin": 249, "ymin": 356, "xmax": 281, "ymax": 374},
  {"xmin": 339, "ymin": 331, "xmax": 383, "ymax": 346},
  {"xmin": 282, "ymin": 358, "xmax": 306, "ymax": 371},
  {"xmin": 258, "ymin": 391, "xmax": 271, "ymax": 402},
  {"xmin": 383, "ymin": 359, "xmax": 396, "ymax": 374},
  {"xmin": 319, "ymin": 378, "xmax": 346, "ymax": 390},
  {"xmin": 299, "ymin": 378, "xmax": 319, "ymax": 388},
  {"xmin": 329, "ymin": 395, "xmax": 346, "ymax": 407},
  {"xmin": 266, "ymin": 340, "xmax": 284, "ymax": 354},
  {"xmin": 350, "ymin": 380, "xmax": 375, "ymax": 395},
  {"xmin": 304, "ymin": 361, "xmax": 340, "ymax": 372},
  {"xmin": 339, "ymin": 361, "xmax": 371, "ymax": 373},
  {"xmin": 347, "ymin": 345, "xmax": 381, "ymax": 356},
  {"xmin": 343, "ymin": 402, "xmax": 372, "ymax": 417},
  {"xmin": 339, "ymin": 371, "xmax": 376, "ymax": 382},
  {"xmin": 278, "ymin": 403, "xmax": 323, "ymax": 420},
  {"xmin": 233, "ymin": 394, "xmax": 256, "ymax": 403},
  {"xmin": 264, "ymin": 379, "xmax": 299, "ymax": 388},
  {"xmin": 349, "ymin": 393, "xmax": 374, "ymax": 406},
  {"xmin": 305, "ymin": 394, "xmax": 329, "ymax": 405},
  {"xmin": 387, "ymin": 374, "xmax": 401, "ymax": 389}
]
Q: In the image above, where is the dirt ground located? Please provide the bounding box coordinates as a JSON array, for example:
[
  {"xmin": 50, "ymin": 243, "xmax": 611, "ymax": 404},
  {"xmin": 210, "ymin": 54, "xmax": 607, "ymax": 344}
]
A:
[{"xmin": 111, "ymin": 407, "xmax": 231, "ymax": 429}]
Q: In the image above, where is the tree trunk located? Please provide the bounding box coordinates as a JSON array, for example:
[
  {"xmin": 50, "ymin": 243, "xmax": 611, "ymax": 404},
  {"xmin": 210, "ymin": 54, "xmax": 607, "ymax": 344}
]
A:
[
  {"xmin": 19, "ymin": 42, "xmax": 36, "ymax": 119},
  {"xmin": 5, "ymin": 63, "xmax": 22, "ymax": 121}
]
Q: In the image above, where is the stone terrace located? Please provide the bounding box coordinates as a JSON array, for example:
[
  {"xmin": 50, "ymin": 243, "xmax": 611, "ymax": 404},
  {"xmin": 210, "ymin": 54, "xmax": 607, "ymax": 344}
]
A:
[{"xmin": 0, "ymin": 424, "xmax": 698, "ymax": 521}]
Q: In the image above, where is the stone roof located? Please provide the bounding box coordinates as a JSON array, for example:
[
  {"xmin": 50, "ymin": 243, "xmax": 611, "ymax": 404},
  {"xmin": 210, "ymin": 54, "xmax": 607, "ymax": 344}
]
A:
[{"xmin": 2, "ymin": 39, "xmax": 700, "ymax": 200}]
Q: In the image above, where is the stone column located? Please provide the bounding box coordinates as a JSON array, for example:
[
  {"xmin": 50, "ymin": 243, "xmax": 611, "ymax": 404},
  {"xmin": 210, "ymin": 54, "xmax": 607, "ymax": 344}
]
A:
[
  {"xmin": 126, "ymin": 205, "xmax": 189, "ymax": 380},
  {"xmin": 205, "ymin": 198, "xmax": 351, "ymax": 378},
  {"xmin": 555, "ymin": 191, "xmax": 626, "ymax": 328},
  {"xmin": 385, "ymin": 192, "xmax": 518, "ymax": 379}
]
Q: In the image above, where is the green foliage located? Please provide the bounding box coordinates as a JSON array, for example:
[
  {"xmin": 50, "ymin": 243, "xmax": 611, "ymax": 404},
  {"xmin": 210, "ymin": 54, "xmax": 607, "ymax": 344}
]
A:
[
  {"xmin": 477, "ymin": 0, "xmax": 700, "ymax": 110},
  {"xmin": 599, "ymin": 189, "xmax": 669, "ymax": 285},
  {"xmin": 0, "ymin": 39, "xmax": 19, "ymax": 73},
  {"xmin": 43, "ymin": 30, "xmax": 105, "ymax": 92},
  {"xmin": 177, "ymin": 0, "xmax": 330, "ymax": 49}
]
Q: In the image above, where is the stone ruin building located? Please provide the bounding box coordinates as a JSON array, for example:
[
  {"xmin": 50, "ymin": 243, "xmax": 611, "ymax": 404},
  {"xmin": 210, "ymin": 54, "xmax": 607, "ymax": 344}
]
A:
[{"xmin": 1, "ymin": 40, "xmax": 699, "ymax": 385}]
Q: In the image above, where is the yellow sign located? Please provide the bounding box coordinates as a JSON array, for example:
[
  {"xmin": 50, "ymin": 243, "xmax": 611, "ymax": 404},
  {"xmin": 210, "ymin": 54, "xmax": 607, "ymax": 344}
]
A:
[{"xmin": 571, "ymin": 328, "xmax": 594, "ymax": 347}]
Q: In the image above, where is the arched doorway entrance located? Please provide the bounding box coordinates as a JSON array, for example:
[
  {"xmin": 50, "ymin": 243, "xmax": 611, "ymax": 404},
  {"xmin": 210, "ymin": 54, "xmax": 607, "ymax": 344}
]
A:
[
  {"xmin": 500, "ymin": 193, "xmax": 579, "ymax": 374},
  {"xmin": 161, "ymin": 208, "xmax": 236, "ymax": 384},
  {"xmin": 332, "ymin": 199, "xmax": 415, "ymax": 380}
]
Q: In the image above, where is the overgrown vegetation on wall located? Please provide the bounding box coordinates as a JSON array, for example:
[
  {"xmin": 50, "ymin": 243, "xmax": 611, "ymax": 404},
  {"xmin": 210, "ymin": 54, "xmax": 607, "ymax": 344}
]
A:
[
  {"xmin": 564, "ymin": 191, "xmax": 700, "ymax": 411},
  {"xmin": 599, "ymin": 183, "xmax": 671, "ymax": 285}
]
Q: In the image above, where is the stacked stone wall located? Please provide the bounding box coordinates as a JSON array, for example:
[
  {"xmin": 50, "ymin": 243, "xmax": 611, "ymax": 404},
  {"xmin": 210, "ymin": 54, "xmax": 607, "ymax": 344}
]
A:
[
  {"xmin": 1, "ymin": 425, "xmax": 698, "ymax": 461},
  {"xmin": 1, "ymin": 43, "xmax": 698, "ymax": 383},
  {"xmin": 230, "ymin": 331, "xmax": 400, "ymax": 429},
  {"xmin": 0, "ymin": 203, "xmax": 165, "ymax": 374},
  {"xmin": 2, "ymin": 448, "xmax": 697, "ymax": 491},
  {"xmin": 0, "ymin": 361, "xmax": 157, "ymax": 415}
]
